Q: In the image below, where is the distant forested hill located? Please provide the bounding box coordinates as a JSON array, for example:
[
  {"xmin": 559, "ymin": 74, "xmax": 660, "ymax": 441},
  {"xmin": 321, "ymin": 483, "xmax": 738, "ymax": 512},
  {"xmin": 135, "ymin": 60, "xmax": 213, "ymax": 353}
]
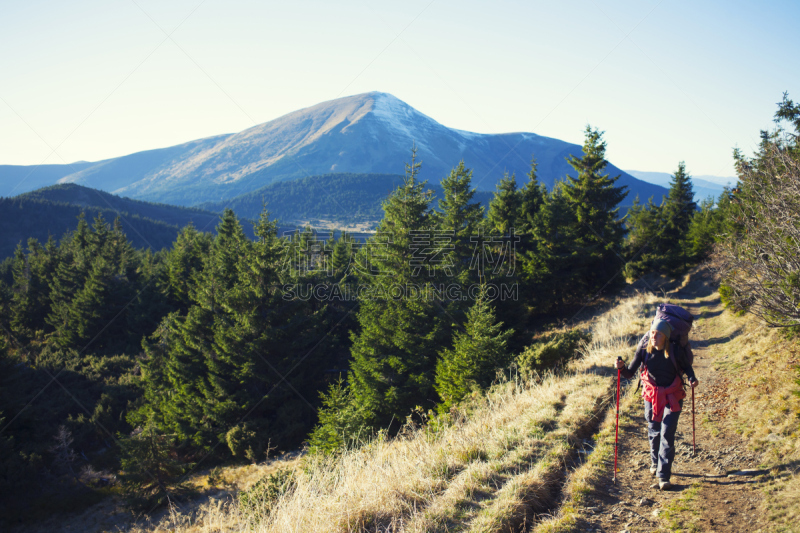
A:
[
  {"xmin": 199, "ymin": 172, "xmax": 495, "ymax": 225},
  {"xmin": 0, "ymin": 184, "xmax": 237, "ymax": 259}
]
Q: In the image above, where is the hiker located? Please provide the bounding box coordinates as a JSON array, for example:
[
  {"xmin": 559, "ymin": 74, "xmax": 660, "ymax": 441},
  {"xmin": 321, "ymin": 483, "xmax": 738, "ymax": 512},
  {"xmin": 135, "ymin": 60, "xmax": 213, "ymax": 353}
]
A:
[{"xmin": 615, "ymin": 318, "xmax": 699, "ymax": 490}]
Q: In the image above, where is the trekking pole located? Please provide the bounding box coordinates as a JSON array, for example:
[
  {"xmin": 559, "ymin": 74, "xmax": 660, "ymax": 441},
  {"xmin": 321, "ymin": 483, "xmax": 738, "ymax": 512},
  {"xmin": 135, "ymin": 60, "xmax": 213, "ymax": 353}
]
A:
[
  {"xmin": 613, "ymin": 356, "xmax": 622, "ymax": 483},
  {"xmin": 692, "ymin": 385, "xmax": 696, "ymax": 456}
]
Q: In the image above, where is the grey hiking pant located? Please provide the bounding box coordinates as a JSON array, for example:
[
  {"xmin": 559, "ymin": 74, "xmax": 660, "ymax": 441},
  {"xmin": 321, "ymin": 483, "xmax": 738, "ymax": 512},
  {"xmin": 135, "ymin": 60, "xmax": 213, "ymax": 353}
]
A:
[{"xmin": 644, "ymin": 400, "xmax": 682, "ymax": 482}]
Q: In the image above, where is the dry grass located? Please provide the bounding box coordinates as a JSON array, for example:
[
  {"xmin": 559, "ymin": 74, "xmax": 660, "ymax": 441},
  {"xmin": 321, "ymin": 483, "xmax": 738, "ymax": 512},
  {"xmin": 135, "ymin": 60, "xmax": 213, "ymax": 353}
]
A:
[
  {"xmin": 128, "ymin": 290, "xmax": 661, "ymax": 533},
  {"xmin": 689, "ymin": 287, "xmax": 800, "ymax": 532}
]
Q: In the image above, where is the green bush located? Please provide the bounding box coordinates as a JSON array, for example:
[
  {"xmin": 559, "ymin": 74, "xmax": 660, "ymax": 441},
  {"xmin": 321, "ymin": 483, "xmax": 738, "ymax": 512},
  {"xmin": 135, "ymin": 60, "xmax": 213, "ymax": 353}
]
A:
[
  {"xmin": 238, "ymin": 468, "xmax": 295, "ymax": 520},
  {"xmin": 516, "ymin": 329, "xmax": 591, "ymax": 375},
  {"xmin": 226, "ymin": 424, "xmax": 262, "ymax": 463},
  {"xmin": 307, "ymin": 378, "xmax": 370, "ymax": 456},
  {"xmin": 718, "ymin": 283, "xmax": 749, "ymax": 315}
]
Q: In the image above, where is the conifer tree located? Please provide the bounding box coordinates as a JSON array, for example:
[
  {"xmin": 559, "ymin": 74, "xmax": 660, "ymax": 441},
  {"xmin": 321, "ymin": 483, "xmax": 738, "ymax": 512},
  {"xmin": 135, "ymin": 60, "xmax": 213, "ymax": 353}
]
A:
[
  {"xmin": 44, "ymin": 214, "xmax": 142, "ymax": 352},
  {"xmin": 10, "ymin": 238, "xmax": 58, "ymax": 343},
  {"xmin": 622, "ymin": 195, "xmax": 665, "ymax": 279},
  {"xmin": 134, "ymin": 209, "xmax": 336, "ymax": 456},
  {"xmin": 163, "ymin": 224, "xmax": 212, "ymax": 309},
  {"xmin": 347, "ymin": 149, "xmax": 447, "ymax": 428},
  {"xmin": 487, "ymin": 173, "xmax": 521, "ymax": 236},
  {"xmin": 514, "ymin": 156, "xmax": 549, "ymax": 314},
  {"xmin": 518, "ymin": 181, "xmax": 579, "ymax": 312},
  {"xmin": 517, "ymin": 156, "xmax": 547, "ymax": 237},
  {"xmin": 623, "ymin": 163, "xmax": 697, "ymax": 277},
  {"xmin": 561, "ymin": 126, "xmax": 628, "ymax": 297},
  {"xmin": 685, "ymin": 192, "xmax": 730, "ymax": 261},
  {"xmin": 118, "ymin": 419, "xmax": 192, "ymax": 509},
  {"xmin": 662, "ymin": 162, "xmax": 696, "ymax": 271},
  {"xmin": 435, "ymin": 286, "xmax": 512, "ymax": 412},
  {"xmin": 330, "ymin": 231, "xmax": 354, "ymax": 276},
  {"xmin": 307, "ymin": 378, "xmax": 369, "ymax": 454},
  {"xmin": 436, "ymin": 161, "xmax": 484, "ymax": 279}
]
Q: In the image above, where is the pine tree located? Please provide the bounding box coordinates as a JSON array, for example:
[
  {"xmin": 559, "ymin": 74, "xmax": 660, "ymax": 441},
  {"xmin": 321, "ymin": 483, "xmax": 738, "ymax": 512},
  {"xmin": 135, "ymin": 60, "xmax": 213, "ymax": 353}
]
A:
[
  {"xmin": 561, "ymin": 126, "xmax": 628, "ymax": 297},
  {"xmin": 330, "ymin": 231, "xmax": 354, "ymax": 276},
  {"xmin": 307, "ymin": 378, "xmax": 370, "ymax": 454},
  {"xmin": 662, "ymin": 162, "xmax": 696, "ymax": 272},
  {"xmin": 436, "ymin": 161, "xmax": 484, "ymax": 280},
  {"xmin": 518, "ymin": 181, "xmax": 579, "ymax": 312},
  {"xmin": 163, "ymin": 224, "xmax": 212, "ymax": 308},
  {"xmin": 434, "ymin": 286, "xmax": 513, "ymax": 412},
  {"xmin": 487, "ymin": 173, "xmax": 521, "ymax": 236},
  {"xmin": 347, "ymin": 149, "xmax": 447, "ymax": 428},
  {"xmin": 622, "ymin": 195, "xmax": 665, "ymax": 279},
  {"xmin": 517, "ymin": 156, "xmax": 547, "ymax": 237},
  {"xmin": 118, "ymin": 420, "xmax": 192, "ymax": 509}
]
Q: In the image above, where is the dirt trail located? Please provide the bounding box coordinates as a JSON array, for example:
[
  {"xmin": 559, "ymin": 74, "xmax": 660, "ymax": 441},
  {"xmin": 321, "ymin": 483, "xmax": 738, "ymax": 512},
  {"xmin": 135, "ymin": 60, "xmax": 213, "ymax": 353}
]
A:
[{"xmin": 575, "ymin": 267, "xmax": 770, "ymax": 533}]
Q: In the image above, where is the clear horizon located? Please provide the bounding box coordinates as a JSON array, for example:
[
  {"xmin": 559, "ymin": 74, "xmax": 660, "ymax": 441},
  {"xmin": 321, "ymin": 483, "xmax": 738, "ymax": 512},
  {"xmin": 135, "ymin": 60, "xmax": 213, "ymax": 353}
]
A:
[{"xmin": 1, "ymin": 0, "xmax": 798, "ymax": 178}]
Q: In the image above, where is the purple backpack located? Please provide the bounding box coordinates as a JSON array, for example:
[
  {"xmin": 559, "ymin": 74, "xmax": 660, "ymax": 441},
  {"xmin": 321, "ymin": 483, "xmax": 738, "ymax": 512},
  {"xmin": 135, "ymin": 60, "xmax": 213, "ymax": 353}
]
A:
[{"xmin": 651, "ymin": 303, "xmax": 694, "ymax": 369}]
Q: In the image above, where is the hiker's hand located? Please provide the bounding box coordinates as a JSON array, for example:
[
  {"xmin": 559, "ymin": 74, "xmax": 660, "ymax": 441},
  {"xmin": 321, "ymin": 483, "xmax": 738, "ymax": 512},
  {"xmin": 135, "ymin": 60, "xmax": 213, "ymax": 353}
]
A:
[
  {"xmin": 615, "ymin": 359, "xmax": 625, "ymax": 369},
  {"xmin": 690, "ymin": 378, "xmax": 699, "ymax": 388}
]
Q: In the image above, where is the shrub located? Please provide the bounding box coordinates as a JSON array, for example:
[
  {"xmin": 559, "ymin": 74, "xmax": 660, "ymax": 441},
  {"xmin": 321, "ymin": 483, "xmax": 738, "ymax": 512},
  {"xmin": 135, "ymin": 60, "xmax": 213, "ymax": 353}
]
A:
[
  {"xmin": 307, "ymin": 378, "xmax": 370, "ymax": 455},
  {"xmin": 238, "ymin": 468, "xmax": 295, "ymax": 520},
  {"xmin": 516, "ymin": 330, "xmax": 591, "ymax": 375},
  {"xmin": 226, "ymin": 424, "xmax": 263, "ymax": 463}
]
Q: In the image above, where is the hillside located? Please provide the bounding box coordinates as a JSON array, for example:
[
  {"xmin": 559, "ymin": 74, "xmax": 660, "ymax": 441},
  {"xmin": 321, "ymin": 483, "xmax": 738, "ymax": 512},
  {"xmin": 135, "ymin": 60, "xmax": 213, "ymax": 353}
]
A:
[
  {"xmin": 198, "ymin": 172, "xmax": 495, "ymax": 227},
  {"xmin": 0, "ymin": 184, "xmax": 230, "ymax": 259},
  {"xmin": 16, "ymin": 184, "xmax": 223, "ymax": 229},
  {"xmin": 0, "ymin": 93, "xmax": 668, "ymax": 206},
  {"xmin": 17, "ymin": 265, "xmax": 798, "ymax": 533},
  {"xmin": 0, "ymin": 162, "xmax": 95, "ymax": 197}
]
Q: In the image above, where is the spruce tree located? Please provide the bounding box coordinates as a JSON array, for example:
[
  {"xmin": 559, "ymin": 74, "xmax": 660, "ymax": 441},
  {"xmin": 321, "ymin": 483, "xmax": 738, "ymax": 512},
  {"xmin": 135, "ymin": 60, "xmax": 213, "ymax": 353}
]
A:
[
  {"xmin": 662, "ymin": 162, "xmax": 696, "ymax": 272},
  {"xmin": 518, "ymin": 181, "xmax": 579, "ymax": 312},
  {"xmin": 330, "ymin": 231, "xmax": 354, "ymax": 276},
  {"xmin": 118, "ymin": 419, "xmax": 192, "ymax": 509},
  {"xmin": 622, "ymin": 195, "xmax": 664, "ymax": 278},
  {"xmin": 517, "ymin": 156, "xmax": 547, "ymax": 237},
  {"xmin": 436, "ymin": 161, "xmax": 484, "ymax": 279},
  {"xmin": 434, "ymin": 286, "xmax": 513, "ymax": 412},
  {"xmin": 487, "ymin": 173, "xmax": 521, "ymax": 236},
  {"xmin": 561, "ymin": 126, "xmax": 628, "ymax": 298},
  {"xmin": 307, "ymin": 378, "xmax": 370, "ymax": 454},
  {"xmin": 514, "ymin": 156, "xmax": 550, "ymax": 315},
  {"xmin": 135, "ymin": 209, "xmax": 336, "ymax": 456},
  {"xmin": 347, "ymin": 149, "xmax": 447, "ymax": 428},
  {"xmin": 163, "ymin": 224, "xmax": 212, "ymax": 309},
  {"xmin": 685, "ymin": 194, "xmax": 728, "ymax": 261}
]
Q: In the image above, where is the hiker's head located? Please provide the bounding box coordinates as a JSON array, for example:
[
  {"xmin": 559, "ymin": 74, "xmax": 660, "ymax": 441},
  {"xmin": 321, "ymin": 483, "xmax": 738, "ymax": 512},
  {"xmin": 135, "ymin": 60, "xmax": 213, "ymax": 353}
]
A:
[{"xmin": 647, "ymin": 319, "xmax": 672, "ymax": 352}]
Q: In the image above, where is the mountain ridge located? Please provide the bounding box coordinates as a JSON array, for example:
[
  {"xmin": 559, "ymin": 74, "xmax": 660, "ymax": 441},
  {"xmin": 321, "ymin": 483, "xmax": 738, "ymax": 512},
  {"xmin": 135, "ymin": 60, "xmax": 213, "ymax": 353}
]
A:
[
  {"xmin": 0, "ymin": 184, "xmax": 251, "ymax": 259},
  {"xmin": 0, "ymin": 92, "xmax": 668, "ymax": 206}
]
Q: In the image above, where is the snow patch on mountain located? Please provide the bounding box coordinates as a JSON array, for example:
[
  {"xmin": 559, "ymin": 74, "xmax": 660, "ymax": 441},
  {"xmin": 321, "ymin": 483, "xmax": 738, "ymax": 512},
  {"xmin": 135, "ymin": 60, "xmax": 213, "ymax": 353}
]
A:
[{"xmin": 370, "ymin": 92, "xmax": 451, "ymax": 150}]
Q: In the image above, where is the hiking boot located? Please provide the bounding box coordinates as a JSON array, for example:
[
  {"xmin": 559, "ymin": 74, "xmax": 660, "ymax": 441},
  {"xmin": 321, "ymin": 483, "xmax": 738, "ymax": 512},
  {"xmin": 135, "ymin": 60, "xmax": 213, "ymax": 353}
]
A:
[
  {"xmin": 649, "ymin": 464, "xmax": 657, "ymax": 476},
  {"xmin": 659, "ymin": 481, "xmax": 673, "ymax": 491}
]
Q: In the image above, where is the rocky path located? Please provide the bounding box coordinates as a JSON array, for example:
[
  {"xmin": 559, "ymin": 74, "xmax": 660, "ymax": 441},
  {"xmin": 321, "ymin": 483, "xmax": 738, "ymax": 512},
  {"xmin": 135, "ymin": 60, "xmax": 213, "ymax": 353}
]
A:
[{"xmin": 574, "ymin": 270, "xmax": 771, "ymax": 532}]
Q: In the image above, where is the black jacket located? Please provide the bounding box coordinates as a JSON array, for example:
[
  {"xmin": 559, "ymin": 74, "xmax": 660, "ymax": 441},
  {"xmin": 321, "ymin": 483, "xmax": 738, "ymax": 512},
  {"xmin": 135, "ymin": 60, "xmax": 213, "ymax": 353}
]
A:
[{"xmin": 620, "ymin": 333, "xmax": 696, "ymax": 387}]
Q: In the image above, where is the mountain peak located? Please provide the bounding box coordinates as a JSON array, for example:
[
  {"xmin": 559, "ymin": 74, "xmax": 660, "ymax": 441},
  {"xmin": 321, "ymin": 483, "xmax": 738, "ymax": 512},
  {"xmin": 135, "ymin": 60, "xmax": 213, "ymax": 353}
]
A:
[{"xmin": 2, "ymin": 93, "xmax": 668, "ymax": 207}]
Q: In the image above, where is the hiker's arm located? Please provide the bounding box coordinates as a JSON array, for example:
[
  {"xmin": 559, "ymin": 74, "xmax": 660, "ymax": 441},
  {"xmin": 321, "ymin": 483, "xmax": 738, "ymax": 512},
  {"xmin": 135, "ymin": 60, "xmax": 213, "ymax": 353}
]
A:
[
  {"xmin": 617, "ymin": 345, "xmax": 644, "ymax": 379},
  {"xmin": 675, "ymin": 343, "xmax": 699, "ymax": 386}
]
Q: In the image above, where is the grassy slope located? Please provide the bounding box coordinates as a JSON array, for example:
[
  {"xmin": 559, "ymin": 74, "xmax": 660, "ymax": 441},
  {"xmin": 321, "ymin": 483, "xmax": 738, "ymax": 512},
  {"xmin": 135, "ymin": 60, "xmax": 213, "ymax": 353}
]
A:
[
  {"xmin": 29, "ymin": 266, "xmax": 800, "ymax": 533},
  {"xmin": 533, "ymin": 266, "xmax": 800, "ymax": 533},
  {"xmin": 669, "ymin": 268, "xmax": 800, "ymax": 531},
  {"xmin": 124, "ymin": 291, "xmax": 661, "ymax": 533}
]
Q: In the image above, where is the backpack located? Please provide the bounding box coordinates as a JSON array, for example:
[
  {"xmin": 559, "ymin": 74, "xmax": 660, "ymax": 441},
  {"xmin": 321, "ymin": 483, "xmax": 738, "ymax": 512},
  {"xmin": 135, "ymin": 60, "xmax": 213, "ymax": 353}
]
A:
[{"xmin": 651, "ymin": 303, "xmax": 694, "ymax": 370}]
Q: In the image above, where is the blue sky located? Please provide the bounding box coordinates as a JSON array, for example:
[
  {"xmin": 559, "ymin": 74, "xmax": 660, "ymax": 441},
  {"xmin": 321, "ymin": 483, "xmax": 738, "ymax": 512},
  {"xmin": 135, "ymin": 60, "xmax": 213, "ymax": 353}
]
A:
[{"xmin": 1, "ymin": 0, "xmax": 798, "ymax": 177}]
